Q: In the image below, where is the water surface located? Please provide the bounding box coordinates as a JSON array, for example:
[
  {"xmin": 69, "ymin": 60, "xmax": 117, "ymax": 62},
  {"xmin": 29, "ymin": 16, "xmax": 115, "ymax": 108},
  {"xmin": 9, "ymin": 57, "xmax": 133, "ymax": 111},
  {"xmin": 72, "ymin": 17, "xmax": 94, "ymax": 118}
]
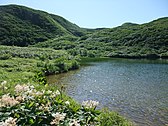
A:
[{"xmin": 47, "ymin": 58, "xmax": 168, "ymax": 126}]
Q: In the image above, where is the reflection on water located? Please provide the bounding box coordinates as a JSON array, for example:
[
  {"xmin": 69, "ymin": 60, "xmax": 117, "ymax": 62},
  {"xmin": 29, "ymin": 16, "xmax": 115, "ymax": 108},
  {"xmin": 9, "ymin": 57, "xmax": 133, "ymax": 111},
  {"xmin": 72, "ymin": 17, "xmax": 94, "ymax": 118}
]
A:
[{"xmin": 47, "ymin": 58, "xmax": 168, "ymax": 126}]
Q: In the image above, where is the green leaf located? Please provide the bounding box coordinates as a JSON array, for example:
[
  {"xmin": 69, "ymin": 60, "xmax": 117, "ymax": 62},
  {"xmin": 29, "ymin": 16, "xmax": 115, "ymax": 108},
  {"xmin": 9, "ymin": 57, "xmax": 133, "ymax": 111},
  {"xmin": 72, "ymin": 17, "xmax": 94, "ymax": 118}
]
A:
[
  {"xmin": 29, "ymin": 118, "xmax": 34, "ymax": 124},
  {"xmin": 14, "ymin": 113, "xmax": 20, "ymax": 118},
  {"xmin": 28, "ymin": 102, "xmax": 34, "ymax": 108}
]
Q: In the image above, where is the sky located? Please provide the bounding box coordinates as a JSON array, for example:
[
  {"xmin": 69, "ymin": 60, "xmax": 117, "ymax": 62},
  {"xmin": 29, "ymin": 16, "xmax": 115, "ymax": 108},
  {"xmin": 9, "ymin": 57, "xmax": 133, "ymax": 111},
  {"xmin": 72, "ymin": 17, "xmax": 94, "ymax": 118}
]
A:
[{"xmin": 0, "ymin": 0, "xmax": 168, "ymax": 28}]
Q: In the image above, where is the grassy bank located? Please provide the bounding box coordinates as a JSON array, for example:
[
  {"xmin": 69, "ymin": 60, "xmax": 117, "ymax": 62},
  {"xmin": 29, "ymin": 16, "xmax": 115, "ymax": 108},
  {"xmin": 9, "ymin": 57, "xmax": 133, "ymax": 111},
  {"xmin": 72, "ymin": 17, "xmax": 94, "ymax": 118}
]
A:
[
  {"xmin": 0, "ymin": 46, "xmax": 79, "ymax": 85},
  {"xmin": 0, "ymin": 45, "xmax": 133, "ymax": 125}
]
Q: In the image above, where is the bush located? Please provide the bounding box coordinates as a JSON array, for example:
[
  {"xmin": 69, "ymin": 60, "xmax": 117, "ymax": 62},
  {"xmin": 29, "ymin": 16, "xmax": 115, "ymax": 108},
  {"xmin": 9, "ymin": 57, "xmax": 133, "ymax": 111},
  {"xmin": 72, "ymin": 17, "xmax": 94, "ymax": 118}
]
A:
[
  {"xmin": 98, "ymin": 109, "xmax": 133, "ymax": 126},
  {"xmin": 34, "ymin": 71, "xmax": 47, "ymax": 85},
  {"xmin": 0, "ymin": 53, "xmax": 12, "ymax": 60},
  {"xmin": 0, "ymin": 84, "xmax": 99, "ymax": 125},
  {"xmin": 0, "ymin": 83, "xmax": 132, "ymax": 126}
]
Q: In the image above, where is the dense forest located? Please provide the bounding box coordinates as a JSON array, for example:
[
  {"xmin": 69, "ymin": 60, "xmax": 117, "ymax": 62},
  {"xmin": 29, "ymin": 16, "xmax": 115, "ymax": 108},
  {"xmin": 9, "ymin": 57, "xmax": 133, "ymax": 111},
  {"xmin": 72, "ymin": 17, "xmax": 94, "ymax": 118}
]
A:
[{"xmin": 0, "ymin": 4, "xmax": 168, "ymax": 58}]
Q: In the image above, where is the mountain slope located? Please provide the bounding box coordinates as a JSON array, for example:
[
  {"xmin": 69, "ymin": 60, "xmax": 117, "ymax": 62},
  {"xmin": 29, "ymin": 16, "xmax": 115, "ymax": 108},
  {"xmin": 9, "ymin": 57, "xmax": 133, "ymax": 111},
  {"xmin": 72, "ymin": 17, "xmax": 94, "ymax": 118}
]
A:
[
  {"xmin": 34, "ymin": 17, "xmax": 168, "ymax": 58},
  {"xmin": 0, "ymin": 4, "xmax": 168, "ymax": 58},
  {"xmin": 50, "ymin": 14, "xmax": 86, "ymax": 36},
  {"xmin": 80, "ymin": 17, "xmax": 168, "ymax": 58},
  {"xmin": 0, "ymin": 4, "xmax": 85, "ymax": 46}
]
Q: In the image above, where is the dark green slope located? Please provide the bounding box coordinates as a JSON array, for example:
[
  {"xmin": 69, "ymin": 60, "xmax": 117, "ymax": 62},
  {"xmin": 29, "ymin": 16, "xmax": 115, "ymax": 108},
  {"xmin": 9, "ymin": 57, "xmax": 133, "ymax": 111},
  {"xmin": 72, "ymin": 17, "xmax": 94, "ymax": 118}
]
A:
[
  {"xmin": 0, "ymin": 4, "xmax": 85, "ymax": 46},
  {"xmin": 34, "ymin": 17, "xmax": 168, "ymax": 58},
  {"xmin": 50, "ymin": 14, "xmax": 86, "ymax": 36},
  {"xmin": 81, "ymin": 17, "xmax": 168, "ymax": 47},
  {"xmin": 79, "ymin": 17, "xmax": 168, "ymax": 58},
  {"xmin": 0, "ymin": 4, "xmax": 167, "ymax": 58}
]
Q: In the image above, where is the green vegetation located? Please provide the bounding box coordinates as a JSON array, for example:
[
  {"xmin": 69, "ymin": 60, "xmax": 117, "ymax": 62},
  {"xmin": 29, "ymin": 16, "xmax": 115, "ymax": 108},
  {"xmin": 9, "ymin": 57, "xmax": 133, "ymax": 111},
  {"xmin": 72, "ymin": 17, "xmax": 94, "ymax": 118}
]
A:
[
  {"xmin": 0, "ymin": 4, "xmax": 86, "ymax": 46},
  {"xmin": 0, "ymin": 83, "xmax": 132, "ymax": 126},
  {"xmin": 1, "ymin": 4, "xmax": 167, "ymax": 125},
  {"xmin": 34, "ymin": 18, "xmax": 168, "ymax": 59},
  {"xmin": 98, "ymin": 109, "xmax": 132, "ymax": 126},
  {"xmin": 0, "ymin": 45, "xmax": 132, "ymax": 125},
  {"xmin": 0, "ymin": 46, "xmax": 131, "ymax": 126},
  {"xmin": 0, "ymin": 46, "xmax": 79, "ymax": 86},
  {"xmin": 1, "ymin": 4, "xmax": 167, "ymax": 58}
]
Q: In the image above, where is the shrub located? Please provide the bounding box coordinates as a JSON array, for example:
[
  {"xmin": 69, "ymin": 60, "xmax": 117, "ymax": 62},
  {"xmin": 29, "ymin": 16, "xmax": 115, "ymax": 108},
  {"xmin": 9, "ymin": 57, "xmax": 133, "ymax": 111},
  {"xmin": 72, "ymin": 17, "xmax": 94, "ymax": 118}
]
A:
[
  {"xmin": 0, "ymin": 84, "xmax": 99, "ymax": 126},
  {"xmin": 0, "ymin": 53, "xmax": 12, "ymax": 60},
  {"xmin": 34, "ymin": 71, "xmax": 47, "ymax": 85},
  {"xmin": 0, "ymin": 83, "xmax": 133, "ymax": 126},
  {"xmin": 98, "ymin": 109, "xmax": 133, "ymax": 126}
]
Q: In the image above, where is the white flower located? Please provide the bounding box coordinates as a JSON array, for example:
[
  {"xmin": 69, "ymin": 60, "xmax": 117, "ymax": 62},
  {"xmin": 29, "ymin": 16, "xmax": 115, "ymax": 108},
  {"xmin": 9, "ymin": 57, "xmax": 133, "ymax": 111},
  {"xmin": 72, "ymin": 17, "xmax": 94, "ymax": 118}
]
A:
[
  {"xmin": 15, "ymin": 84, "xmax": 29, "ymax": 93},
  {"xmin": 46, "ymin": 90, "xmax": 52, "ymax": 94},
  {"xmin": 16, "ymin": 96, "xmax": 24, "ymax": 102},
  {"xmin": 50, "ymin": 112, "xmax": 66, "ymax": 125},
  {"xmin": 50, "ymin": 90, "xmax": 61, "ymax": 98},
  {"xmin": 34, "ymin": 91, "xmax": 43, "ymax": 96},
  {"xmin": 1, "ymin": 81, "xmax": 7, "ymax": 86},
  {"xmin": 0, "ymin": 117, "xmax": 17, "ymax": 126},
  {"xmin": 0, "ymin": 100, "xmax": 3, "ymax": 108},
  {"xmin": 39, "ymin": 103, "xmax": 51, "ymax": 112},
  {"xmin": 82, "ymin": 100, "xmax": 99, "ymax": 109},
  {"xmin": 42, "ymin": 90, "xmax": 45, "ymax": 94},
  {"xmin": 65, "ymin": 101, "xmax": 70, "ymax": 105},
  {"xmin": 69, "ymin": 119, "xmax": 80, "ymax": 126},
  {"xmin": 0, "ymin": 122, "xmax": 4, "ymax": 126},
  {"xmin": 29, "ymin": 85, "xmax": 35, "ymax": 90},
  {"xmin": 26, "ymin": 89, "xmax": 34, "ymax": 95},
  {"xmin": 0, "ymin": 94, "xmax": 19, "ymax": 107},
  {"xmin": 55, "ymin": 90, "xmax": 61, "ymax": 95},
  {"xmin": 4, "ymin": 86, "xmax": 8, "ymax": 90}
]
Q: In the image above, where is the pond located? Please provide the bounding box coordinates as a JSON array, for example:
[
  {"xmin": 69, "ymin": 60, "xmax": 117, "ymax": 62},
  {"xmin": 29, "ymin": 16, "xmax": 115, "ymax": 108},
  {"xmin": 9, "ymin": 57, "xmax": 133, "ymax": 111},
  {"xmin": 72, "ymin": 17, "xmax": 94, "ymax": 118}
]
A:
[{"xmin": 47, "ymin": 58, "xmax": 168, "ymax": 126}]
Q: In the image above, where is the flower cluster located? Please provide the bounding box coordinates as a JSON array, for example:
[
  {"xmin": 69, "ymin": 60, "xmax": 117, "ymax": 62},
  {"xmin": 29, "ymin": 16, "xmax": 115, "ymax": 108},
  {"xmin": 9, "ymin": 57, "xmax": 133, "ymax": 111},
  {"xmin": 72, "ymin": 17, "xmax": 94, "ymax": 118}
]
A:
[
  {"xmin": 0, "ymin": 82, "xmax": 102, "ymax": 126},
  {"xmin": 69, "ymin": 119, "xmax": 80, "ymax": 126},
  {"xmin": 50, "ymin": 112, "xmax": 66, "ymax": 125},
  {"xmin": 65, "ymin": 101, "xmax": 70, "ymax": 105},
  {"xmin": 50, "ymin": 90, "xmax": 60, "ymax": 98},
  {"xmin": 0, "ymin": 94, "xmax": 19, "ymax": 107},
  {"xmin": 0, "ymin": 81, "xmax": 8, "ymax": 91},
  {"xmin": 15, "ymin": 84, "xmax": 30, "ymax": 93},
  {"xmin": 39, "ymin": 102, "xmax": 51, "ymax": 112},
  {"xmin": 14, "ymin": 84, "xmax": 58, "ymax": 98},
  {"xmin": 1, "ymin": 81, "xmax": 7, "ymax": 86},
  {"xmin": 14, "ymin": 84, "xmax": 40, "ymax": 100},
  {"xmin": 15, "ymin": 96, "xmax": 24, "ymax": 102},
  {"xmin": 82, "ymin": 100, "xmax": 99, "ymax": 109},
  {"xmin": 0, "ymin": 117, "xmax": 17, "ymax": 126}
]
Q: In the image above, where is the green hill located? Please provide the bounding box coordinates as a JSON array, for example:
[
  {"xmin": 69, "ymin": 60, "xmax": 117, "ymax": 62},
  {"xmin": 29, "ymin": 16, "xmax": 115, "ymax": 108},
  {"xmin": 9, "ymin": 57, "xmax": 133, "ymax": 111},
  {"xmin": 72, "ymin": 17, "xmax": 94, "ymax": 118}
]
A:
[
  {"xmin": 75, "ymin": 17, "xmax": 168, "ymax": 58},
  {"xmin": 0, "ymin": 4, "xmax": 168, "ymax": 58},
  {"xmin": 0, "ymin": 4, "xmax": 85, "ymax": 46},
  {"xmin": 34, "ymin": 17, "xmax": 168, "ymax": 58}
]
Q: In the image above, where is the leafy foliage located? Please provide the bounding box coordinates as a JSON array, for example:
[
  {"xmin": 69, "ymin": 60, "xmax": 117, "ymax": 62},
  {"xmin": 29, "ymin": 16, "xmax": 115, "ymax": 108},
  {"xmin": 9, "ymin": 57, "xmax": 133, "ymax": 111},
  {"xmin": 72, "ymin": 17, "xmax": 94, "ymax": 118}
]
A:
[
  {"xmin": 0, "ymin": 83, "xmax": 132, "ymax": 126},
  {"xmin": 0, "ymin": 5, "xmax": 86, "ymax": 46},
  {"xmin": 98, "ymin": 109, "xmax": 133, "ymax": 126},
  {"xmin": 0, "ymin": 46, "xmax": 79, "ymax": 85},
  {"xmin": 0, "ymin": 4, "xmax": 167, "ymax": 58},
  {"xmin": 34, "ymin": 18, "xmax": 168, "ymax": 58},
  {"xmin": 0, "ymin": 45, "xmax": 132, "ymax": 125}
]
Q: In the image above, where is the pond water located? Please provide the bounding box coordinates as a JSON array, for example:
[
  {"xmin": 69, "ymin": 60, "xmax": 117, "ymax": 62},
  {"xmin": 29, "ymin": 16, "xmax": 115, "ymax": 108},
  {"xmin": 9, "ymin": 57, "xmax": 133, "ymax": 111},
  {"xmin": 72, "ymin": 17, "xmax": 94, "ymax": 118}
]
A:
[{"xmin": 47, "ymin": 58, "xmax": 168, "ymax": 126}]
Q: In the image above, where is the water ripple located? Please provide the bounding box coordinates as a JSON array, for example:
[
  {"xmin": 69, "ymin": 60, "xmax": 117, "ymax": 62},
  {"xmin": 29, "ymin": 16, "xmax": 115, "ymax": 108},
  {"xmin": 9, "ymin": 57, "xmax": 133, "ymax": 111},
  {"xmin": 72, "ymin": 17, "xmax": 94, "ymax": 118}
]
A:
[{"xmin": 47, "ymin": 59, "xmax": 168, "ymax": 126}]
